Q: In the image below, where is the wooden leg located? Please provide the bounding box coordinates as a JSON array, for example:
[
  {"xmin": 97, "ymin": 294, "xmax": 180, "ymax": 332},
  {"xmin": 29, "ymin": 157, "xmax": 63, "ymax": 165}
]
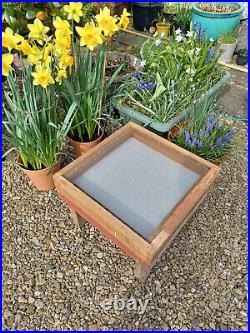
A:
[
  {"xmin": 69, "ymin": 208, "xmax": 85, "ymax": 228},
  {"xmin": 134, "ymin": 263, "xmax": 153, "ymax": 283}
]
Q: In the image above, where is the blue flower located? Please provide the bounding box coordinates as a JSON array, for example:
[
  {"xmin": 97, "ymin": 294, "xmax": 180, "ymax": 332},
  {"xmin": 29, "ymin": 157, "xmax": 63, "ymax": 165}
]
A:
[
  {"xmin": 219, "ymin": 143, "xmax": 225, "ymax": 149},
  {"xmin": 199, "ymin": 129, "xmax": 204, "ymax": 137},
  {"xmin": 224, "ymin": 134, "xmax": 231, "ymax": 143},
  {"xmin": 229, "ymin": 129, "xmax": 235, "ymax": 136},
  {"xmin": 197, "ymin": 141, "xmax": 203, "ymax": 148},
  {"xmin": 190, "ymin": 142, "xmax": 195, "ymax": 148},
  {"xmin": 209, "ymin": 114, "xmax": 215, "ymax": 122},
  {"xmin": 207, "ymin": 124, "xmax": 214, "ymax": 132},
  {"xmin": 185, "ymin": 132, "xmax": 190, "ymax": 142},
  {"xmin": 216, "ymin": 137, "xmax": 223, "ymax": 145},
  {"xmin": 132, "ymin": 71, "xmax": 142, "ymax": 78},
  {"xmin": 209, "ymin": 48, "xmax": 215, "ymax": 57},
  {"xmin": 137, "ymin": 80, "xmax": 154, "ymax": 90},
  {"xmin": 210, "ymin": 145, "xmax": 214, "ymax": 151}
]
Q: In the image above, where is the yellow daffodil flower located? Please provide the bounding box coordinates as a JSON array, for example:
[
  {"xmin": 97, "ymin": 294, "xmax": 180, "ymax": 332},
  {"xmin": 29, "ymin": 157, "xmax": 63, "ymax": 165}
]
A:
[
  {"xmin": 28, "ymin": 18, "xmax": 50, "ymax": 45},
  {"xmin": 32, "ymin": 65, "xmax": 55, "ymax": 89},
  {"xmin": 95, "ymin": 6, "xmax": 119, "ymax": 37},
  {"xmin": 27, "ymin": 45, "xmax": 42, "ymax": 65},
  {"xmin": 63, "ymin": 2, "xmax": 83, "ymax": 23},
  {"xmin": 119, "ymin": 8, "xmax": 131, "ymax": 30},
  {"xmin": 53, "ymin": 16, "xmax": 71, "ymax": 34},
  {"xmin": 58, "ymin": 53, "xmax": 74, "ymax": 69},
  {"xmin": 2, "ymin": 27, "xmax": 23, "ymax": 51},
  {"xmin": 2, "ymin": 53, "xmax": 13, "ymax": 76},
  {"xmin": 17, "ymin": 40, "xmax": 32, "ymax": 55},
  {"xmin": 55, "ymin": 30, "xmax": 71, "ymax": 53},
  {"xmin": 55, "ymin": 68, "xmax": 67, "ymax": 84},
  {"xmin": 76, "ymin": 21, "xmax": 103, "ymax": 51}
]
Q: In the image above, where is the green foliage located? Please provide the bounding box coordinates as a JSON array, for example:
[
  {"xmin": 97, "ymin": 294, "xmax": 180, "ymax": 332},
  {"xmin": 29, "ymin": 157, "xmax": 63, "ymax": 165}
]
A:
[
  {"xmin": 238, "ymin": 49, "xmax": 248, "ymax": 56},
  {"xmin": 174, "ymin": 100, "xmax": 236, "ymax": 161},
  {"xmin": 116, "ymin": 30, "xmax": 223, "ymax": 123},
  {"xmin": 218, "ymin": 31, "xmax": 237, "ymax": 44},
  {"xmin": 172, "ymin": 4, "xmax": 192, "ymax": 31},
  {"xmin": 3, "ymin": 66, "xmax": 77, "ymax": 170},
  {"xmin": 58, "ymin": 44, "xmax": 122, "ymax": 141}
]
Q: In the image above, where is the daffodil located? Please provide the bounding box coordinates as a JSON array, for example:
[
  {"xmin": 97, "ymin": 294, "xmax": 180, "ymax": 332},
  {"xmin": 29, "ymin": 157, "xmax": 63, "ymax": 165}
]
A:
[
  {"xmin": 63, "ymin": 2, "xmax": 83, "ymax": 23},
  {"xmin": 27, "ymin": 45, "xmax": 42, "ymax": 65},
  {"xmin": 55, "ymin": 30, "xmax": 71, "ymax": 54},
  {"xmin": 119, "ymin": 8, "xmax": 131, "ymax": 30},
  {"xmin": 28, "ymin": 18, "xmax": 50, "ymax": 45},
  {"xmin": 76, "ymin": 21, "xmax": 103, "ymax": 51},
  {"xmin": 58, "ymin": 53, "xmax": 74, "ymax": 69},
  {"xmin": 17, "ymin": 39, "xmax": 32, "ymax": 55},
  {"xmin": 95, "ymin": 6, "xmax": 119, "ymax": 37},
  {"xmin": 53, "ymin": 16, "xmax": 71, "ymax": 34},
  {"xmin": 32, "ymin": 65, "xmax": 54, "ymax": 89},
  {"xmin": 55, "ymin": 68, "xmax": 67, "ymax": 84},
  {"xmin": 2, "ymin": 28, "xmax": 23, "ymax": 51},
  {"xmin": 2, "ymin": 53, "xmax": 13, "ymax": 76}
]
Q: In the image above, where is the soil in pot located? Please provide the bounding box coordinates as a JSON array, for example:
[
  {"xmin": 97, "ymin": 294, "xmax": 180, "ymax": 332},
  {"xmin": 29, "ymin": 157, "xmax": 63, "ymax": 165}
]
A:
[
  {"xmin": 68, "ymin": 129, "xmax": 104, "ymax": 157},
  {"xmin": 236, "ymin": 51, "xmax": 248, "ymax": 66},
  {"xmin": 197, "ymin": 3, "xmax": 238, "ymax": 13},
  {"xmin": 18, "ymin": 156, "xmax": 62, "ymax": 191}
]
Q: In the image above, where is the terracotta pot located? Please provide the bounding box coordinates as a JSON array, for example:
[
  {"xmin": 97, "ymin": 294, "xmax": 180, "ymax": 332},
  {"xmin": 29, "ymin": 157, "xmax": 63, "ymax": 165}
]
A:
[
  {"xmin": 166, "ymin": 120, "xmax": 188, "ymax": 141},
  {"xmin": 18, "ymin": 156, "xmax": 62, "ymax": 191},
  {"xmin": 156, "ymin": 22, "xmax": 171, "ymax": 36},
  {"xmin": 68, "ymin": 129, "xmax": 104, "ymax": 157}
]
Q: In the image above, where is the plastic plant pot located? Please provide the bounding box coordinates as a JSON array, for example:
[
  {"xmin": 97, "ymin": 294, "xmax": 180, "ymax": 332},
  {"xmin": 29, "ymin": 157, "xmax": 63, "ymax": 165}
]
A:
[
  {"xmin": 236, "ymin": 49, "xmax": 248, "ymax": 66},
  {"xmin": 113, "ymin": 71, "xmax": 230, "ymax": 137},
  {"xmin": 191, "ymin": 2, "xmax": 243, "ymax": 40},
  {"xmin": 218, "ymin": 39, "xmax": 238, "ymax": 63},
  {"xmin": 132, "ymin": 3, "xmax": 163, "ymax": 31}
]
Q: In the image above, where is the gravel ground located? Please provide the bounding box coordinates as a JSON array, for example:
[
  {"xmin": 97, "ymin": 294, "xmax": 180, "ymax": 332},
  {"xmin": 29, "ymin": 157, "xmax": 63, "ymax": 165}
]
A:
[{"xmin": 2, "ymin": 121, "xmax": 248, "ymax": 331}]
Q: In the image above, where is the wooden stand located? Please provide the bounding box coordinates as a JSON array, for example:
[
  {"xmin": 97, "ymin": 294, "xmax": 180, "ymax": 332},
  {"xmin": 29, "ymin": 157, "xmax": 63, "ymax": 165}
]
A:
[{"xmin": 54, "ymin": 123, "xmax": 220, "ymax": 282}]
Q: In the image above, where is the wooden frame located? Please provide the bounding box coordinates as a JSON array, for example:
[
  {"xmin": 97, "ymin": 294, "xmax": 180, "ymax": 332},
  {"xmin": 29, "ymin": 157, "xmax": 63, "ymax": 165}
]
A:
[{"xmin": 54, "ymin": 122, "xmax": 220, "ymax": 282}]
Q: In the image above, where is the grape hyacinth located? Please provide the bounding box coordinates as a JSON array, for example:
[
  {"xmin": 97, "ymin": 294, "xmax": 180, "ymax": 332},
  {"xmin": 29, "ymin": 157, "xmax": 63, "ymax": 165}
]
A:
[{"xmin": 137, "ymin": 80, "xmax": 155, "ymax": 90}]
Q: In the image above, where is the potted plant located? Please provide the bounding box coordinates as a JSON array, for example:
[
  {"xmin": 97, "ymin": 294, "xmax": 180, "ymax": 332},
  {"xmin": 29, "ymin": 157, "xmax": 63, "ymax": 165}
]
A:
[
  {"xmin": 218, "ymin": 32, "xmax": 238, "ymax": 63},
  {"xmin": 163, "ymin": 3, "xmax": 178, "ymax": 22},
  {"xmin": 132, "ymin": 2, "xmax": 163, "ymax": 31},
  {"xmin": 155, "ymin": 12, "xmax": 170, "ymax": 36},
  {"xmin": 114, "ymin": 30, "xmax": 229, "ymax": 137},
  {"xmin": 57, "ymin": 6, "xmax": 129, "ymax": 156},
  {"xmin": 3, "ymin": 67, "xmax": 77, "ymax": 191},
  {"xmin": 236, "ymin": 48, "xmax": 248, "ymax": 66},
  {"xmin": 173, "ymin": 100, "xmax": 236, "ymax": 164},
  {"xmin": 191, "ymin": 2, "xmax": 243, "ymax": 40},
  {"xmin": 172, "ymin": 4, "xmax": 192, "ymax": 33}
]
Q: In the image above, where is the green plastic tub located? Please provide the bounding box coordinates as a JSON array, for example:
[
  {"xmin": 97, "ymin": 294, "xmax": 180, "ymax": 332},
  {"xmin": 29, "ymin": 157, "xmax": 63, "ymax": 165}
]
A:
[
  {"xmin": 113, "ymin": 71, "xmax": 230, "ymax": 137},
  {"xmin": 191, "ymin": 2, "xmax": 243, "ymax": 40}
]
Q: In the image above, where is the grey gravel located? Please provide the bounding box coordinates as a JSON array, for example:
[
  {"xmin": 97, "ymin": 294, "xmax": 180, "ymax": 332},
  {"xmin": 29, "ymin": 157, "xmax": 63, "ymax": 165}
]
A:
[{"xmin": 2, "ymin": 121, "xmax": 247, "ymax": 330}]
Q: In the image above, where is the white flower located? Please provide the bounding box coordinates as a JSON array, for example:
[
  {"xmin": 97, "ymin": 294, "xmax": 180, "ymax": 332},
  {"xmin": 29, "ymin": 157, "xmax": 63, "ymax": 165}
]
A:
[
  {"xmin": 176, "ymin": 35, "xmax": 183, "ymax": 42},
  {"xmin": 140, "ymin": 60, "xmax": 146, "ymax": 68},
  {"xmin": 195, "ymin": 47, "xmax": 201, "ymax": 55},
  {"xmin": 186, "ymin": 31, "xmax": 193, "ymax": 38},
  {"xmin": 133, "ymin": 58, "xmax": 137, "ymax": 66},
  {"xmin": 153, "ymin": 31, "xmax": 158, "ymax": 37},
  {"xmin": 160, "ymin": 32, "xmax": 165, "ymax": 38},
  {"xmin": 186, "ymin": 67, "xmax": 196, "ymax": 76},
  {"xmin": 155, "ymin": 39, "xmax": 161, "ymax": 46},
  {"xmin": 176, "ymin": 28, "xmax": 182, "ymax": 35},
  {"xmin": 209, "ymin": 37, "xmax": 214, "ymax": 42}
]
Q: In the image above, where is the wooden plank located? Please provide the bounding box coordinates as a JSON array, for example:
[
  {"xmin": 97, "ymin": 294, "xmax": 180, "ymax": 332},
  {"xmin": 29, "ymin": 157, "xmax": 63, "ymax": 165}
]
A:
[
  {"xmin": 218, "ymin": 61, "xmax": 248, "ymax": 73},
  {"xmin": 57, "ymin": 124, "xmax": 133, "ymax": 180},
  {"xmin": 132, "ymin": 124, "xmax": 212, "ymax": 176},
  {"xmin": 54, "ymin": 174, "xmax": 154, "ymax": 266}
]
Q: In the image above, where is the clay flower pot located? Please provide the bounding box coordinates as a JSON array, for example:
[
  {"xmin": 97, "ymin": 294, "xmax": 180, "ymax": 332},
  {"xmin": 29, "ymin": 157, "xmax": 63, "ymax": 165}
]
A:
[
  {"xmin": 18, "ymin": 156, "xmax": 62, "ymax": 191},
  {"xmin": 68, "ymin": 128, "xmax": 104, "ymax": 157}
]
